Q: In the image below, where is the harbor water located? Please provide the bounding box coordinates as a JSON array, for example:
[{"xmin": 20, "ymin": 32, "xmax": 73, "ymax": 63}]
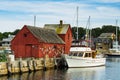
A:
[{"xmin": 0, "ymin": 57, "xmax": 120, "ymax": 80}]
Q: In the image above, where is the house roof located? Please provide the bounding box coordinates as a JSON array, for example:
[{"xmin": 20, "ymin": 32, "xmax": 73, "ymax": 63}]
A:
[
  {"xmin": 95, "ymin": 38, "xmax": 112, "ymax": 43},
  {"xmin": 44, "ymin": 21, "xmax": 70, "ymax": 34},
  {"xmin": 25, "ymin": 25, "xmax": 65, "ymax": 44},
  {"xmin": 98, "ymin": 33, "xmax": 115, "ymax": 38}
]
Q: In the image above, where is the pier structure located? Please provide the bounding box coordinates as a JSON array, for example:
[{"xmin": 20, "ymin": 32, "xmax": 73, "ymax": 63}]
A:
[{"xmin": 0, "ymin": 55, "xmax": 64, "ymax": 76}]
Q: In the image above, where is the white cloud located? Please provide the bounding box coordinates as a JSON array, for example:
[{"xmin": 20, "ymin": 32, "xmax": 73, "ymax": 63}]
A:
[
  {"xmin": 0, "ymin": 1, "xmax": 120, "ymax": 32},
  {"xmin": 97, "ymin": 0, "xmax": 120, "ymax": 3}
]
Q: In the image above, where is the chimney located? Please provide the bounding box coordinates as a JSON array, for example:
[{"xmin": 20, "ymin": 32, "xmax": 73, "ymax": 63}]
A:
[{"xmin": 59, "ymin": 20, "xmax": 63, "ymax": 27}]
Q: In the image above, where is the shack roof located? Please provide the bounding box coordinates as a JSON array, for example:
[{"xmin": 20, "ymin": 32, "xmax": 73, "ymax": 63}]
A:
[
  {"xmin": 98, "ymin": 33, "xmax": 115, "ymax": 38},
  {"xmin": 44, "ymin": 24, "xmax": 70, "ymax": 34},
  {"xmin": 25, "ymin": 25, "xmax": 65, "ymax": 44}
]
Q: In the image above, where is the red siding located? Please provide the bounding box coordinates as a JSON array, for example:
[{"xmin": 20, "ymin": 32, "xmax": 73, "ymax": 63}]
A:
[
  {"xmin": 11, "ymin": 25, "xmax": 65, "ymax": 58},
  {"xmin": 65, "ymin": 26, "xmax": 72, "ymax": 54},
  {"xmin": 37, "ymin": 43, "xmax": 64, "ymax": 58},
  {"xmin": 58, "ymin": 26, "xmax": 72, "ymax": 54},
  {"xmin": 11, "ymin": 26, "xmax": 39, "ymax": 58}
]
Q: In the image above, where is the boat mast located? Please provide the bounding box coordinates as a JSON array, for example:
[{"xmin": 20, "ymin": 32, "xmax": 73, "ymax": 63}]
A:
[
  {"xmin": 76, "ymin": 6, "xmax": 79, "ymax": 40},
  {"xmin": 116, "ymin": 19, "xmax": 118, "ymax": 51},
  {"xmin": 85, "ymin": 16, "xmax": 91, "ymax": 47},
  {"xmin": 89, "ymin": 16, "xmax": 92, "ymax": 48}
]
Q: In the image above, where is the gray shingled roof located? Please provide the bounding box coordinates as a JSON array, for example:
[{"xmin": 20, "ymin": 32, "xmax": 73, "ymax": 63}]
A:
[
  {"xmin": 26, "ymin": 25, "xmax": 65, "ymax": 44},
  {"xmin": 44, "ymin": 24, "xmax": 70, "ymax": 34},
  {"xmin": 95, "ymin": 38, "xmax": 112, "ymax": 43},
  {"xmin": 98, "ymin": 33, "xmax": 115, "ymax": 38}
]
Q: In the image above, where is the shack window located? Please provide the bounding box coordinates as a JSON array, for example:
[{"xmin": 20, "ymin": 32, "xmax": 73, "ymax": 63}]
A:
[{"xmin": 24, "ymin": 33, "xmax": 27, "ymax": 37}]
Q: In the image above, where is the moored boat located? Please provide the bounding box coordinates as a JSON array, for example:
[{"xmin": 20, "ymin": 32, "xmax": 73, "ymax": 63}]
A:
[
  {"xmin": 105, "ymin": 20, "xmax": 120, "ymax": 57},
  {"xmin": 64, "ymin": 46, "xmax": 106, "ymax": 68}
]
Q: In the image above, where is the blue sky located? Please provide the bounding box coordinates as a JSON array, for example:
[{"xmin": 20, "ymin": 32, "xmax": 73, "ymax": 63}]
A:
[{"xmin": 0, "ymin": 0, "xmax": 120, "ymax": 32}]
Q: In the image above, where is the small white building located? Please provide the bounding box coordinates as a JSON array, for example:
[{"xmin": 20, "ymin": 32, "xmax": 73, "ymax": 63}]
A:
[
  {"xmin": 0, "ymin": 34, "xmax": 15, "ymax": 53},
  {"xmin": 1, "ymin": 34, "xmax": 15, "ymax": 47}
]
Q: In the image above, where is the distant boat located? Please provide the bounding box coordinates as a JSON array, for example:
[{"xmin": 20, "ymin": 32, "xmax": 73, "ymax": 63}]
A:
[
  {"xmin": 105, "ymin": 20, "xmax": 120, "ymax": 57},
  {"xmin": 106, "ymin": 46, "xmax": 120, "ymax": 57}
]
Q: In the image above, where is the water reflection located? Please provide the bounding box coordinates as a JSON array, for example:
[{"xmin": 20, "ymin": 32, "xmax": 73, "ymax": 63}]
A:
[
  {"xmin": 66, "ymin": 67, "xmax": 105, "ymax": 80},
  {"xmin": 6, "ymin": 69, "xmax": 68, "ymax": 80},
  {"xmin": 5, "ymin": 67, "xmax": 105, "ymax": 80},
  {"xmin": 107, "ymin": 57, "xmax": 120, "ymax": 63},
  {"xmin": 1, "ymin": 58, "xmax": 120, "ymax": 80},
  {"xmin": 106, "ymin": 58, "xmax": 120, "ymax": 80}
]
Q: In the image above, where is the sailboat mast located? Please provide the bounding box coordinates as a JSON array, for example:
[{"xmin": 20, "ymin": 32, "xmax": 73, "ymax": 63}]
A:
[
  {"xmin": 85, "ymin": 16, "xmax": 90, "ymax": 45},
  {"xmin": 76, "ymin": 6, "xmax": 79, "ymax": 40},
  {"xmin": 116, "ymin": 19, "xmax": 118, "ymax": 51},
  {"xmin": 89, "ymin": 16, "xmax": 92, "ymax": 47}
]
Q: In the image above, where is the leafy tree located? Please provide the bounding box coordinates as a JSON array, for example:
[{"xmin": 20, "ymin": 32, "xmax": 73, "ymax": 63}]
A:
[
  {"xmin": 72, "ymin": 27, "xmax": 77, "ymax": 39},
  {"xmin": 0, "ymin": 32, "xmax": 3, "ymax": 40},
  {"xmin": 101, "ymin": 25, "xmax": 116, "ymax": 33},
  {"xmin": 2, "ymin": 32, "xmax": 12, "ymax": 39},
  {"xmin": 78, "ymin": 27, "xmax": 86, "ymax": 39},
  {"xmin": 12, "ymin": 29, "xmax": 20, "ymax": 35},
  {"xmin": 92, "ymin": 27, "xmax": 101, "ymax": 38},
  {"xmin": 72, "ymin": 27, "xmax": 85, "ymax": 40},
  {"xmin": 0, "ymin": 54, "xmax": 7, "ymax": 62}
]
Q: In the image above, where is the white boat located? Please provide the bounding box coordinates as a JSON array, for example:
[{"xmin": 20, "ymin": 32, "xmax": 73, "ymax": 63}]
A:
[
  {"xmin": 64, "ymin": 7, "xmax": 105, "ymax": 68},
  {"xmin": 64, "ymin": 47, "xmax": 106, "ymax": 68}
]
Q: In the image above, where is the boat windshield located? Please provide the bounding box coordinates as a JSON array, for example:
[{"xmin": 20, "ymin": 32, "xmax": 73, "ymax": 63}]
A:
[
  {"xmin": 73, "ymin": 53, "xmax": 78, "ymax": 56},
  {"xmin": 78, "ymin": 53, "xmax": 83, "ymax": 57},
  {"xmin": 69, "ymin": 52, "xmax": 83, "ymax": 57}
]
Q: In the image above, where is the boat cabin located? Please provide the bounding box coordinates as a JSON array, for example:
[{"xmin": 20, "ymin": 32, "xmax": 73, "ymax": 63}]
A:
[{"xmin": 69, "ymin": 51, "xmax": 96, "ymax": 58}]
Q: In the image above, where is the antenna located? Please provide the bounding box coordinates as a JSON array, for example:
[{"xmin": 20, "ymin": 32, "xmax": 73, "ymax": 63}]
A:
[
  {"xmin": 76, "ymin": 6, "xmax": 79, "ymax": 40},
  {"xmin": 34, "ymin": 15, "xmax": 36, "ymax": 27}
]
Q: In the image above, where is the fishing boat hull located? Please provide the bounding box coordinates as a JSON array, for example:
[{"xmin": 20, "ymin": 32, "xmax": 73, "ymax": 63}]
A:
[{"xmin": 65, "ymin": 55, "xmax": 106, "ymax": 68}]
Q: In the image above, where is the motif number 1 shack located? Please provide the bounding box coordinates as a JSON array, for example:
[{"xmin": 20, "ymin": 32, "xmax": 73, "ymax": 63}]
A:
[{"xmin": 11, "ymin": 21, "xmax": 72, "ymax": 58}]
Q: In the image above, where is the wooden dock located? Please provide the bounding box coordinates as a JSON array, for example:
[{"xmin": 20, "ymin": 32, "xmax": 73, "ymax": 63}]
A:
[{"xmin": 0, "ymin": 55, "xmax": 61, "ymax": 76}]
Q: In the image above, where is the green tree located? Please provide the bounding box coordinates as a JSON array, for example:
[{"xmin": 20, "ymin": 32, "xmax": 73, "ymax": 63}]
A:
[
  {"xmin": 2, "ymin": 32, "xmax": 12, "ymax": 39},
  {"xmin": 72, "ymin": 27, "xmax": 85, "ymax": 40},
  {"xmin": 12, "ymin": 29, "xmax": 20, "ymax": 35},
  {"xmin": 0, "ymin": 32, "xmax": 3, "ymax": 40},
  {"xmin": 101, "ymin": 25, "xmax": 116, "ymax": 33},
  {"xmin": 92, "ymin": 27, "xmax": 101, "ymax": 38},
  {"xmin": 78, "ymin": 27, "xmax": 86, "ymax": 39}
]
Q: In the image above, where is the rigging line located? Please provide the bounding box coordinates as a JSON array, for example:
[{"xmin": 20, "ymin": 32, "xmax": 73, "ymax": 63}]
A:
[{"xmin": 85, "ymin": 16, "xmax": 90, "ymax": 40}]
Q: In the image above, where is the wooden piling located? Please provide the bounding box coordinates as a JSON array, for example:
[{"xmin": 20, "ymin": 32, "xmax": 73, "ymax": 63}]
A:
[
  {"xmin": 0, "ymin": 62, "xmax": 8, "ymax": 76},
  {"xmin": 8, "ymin": 61, "xmax": 20, "ymax": 74},
  {"xmin": 27, "ymin": 60, "xmax": 34, "ymax": 72},
  {"xmin": 19, "ymin": 60, "xmax": 29, "ymax": 73},
  {"xmin": 33, "ymin": 59, "xmax": 44, "ymax": 71},
  {"xmin": 0, "ymin": 56, "xmax": 62, "ymax": 76},
  {"xmin": 45, "ymin": 55, "xmax": 55, "ymax": 69}
]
